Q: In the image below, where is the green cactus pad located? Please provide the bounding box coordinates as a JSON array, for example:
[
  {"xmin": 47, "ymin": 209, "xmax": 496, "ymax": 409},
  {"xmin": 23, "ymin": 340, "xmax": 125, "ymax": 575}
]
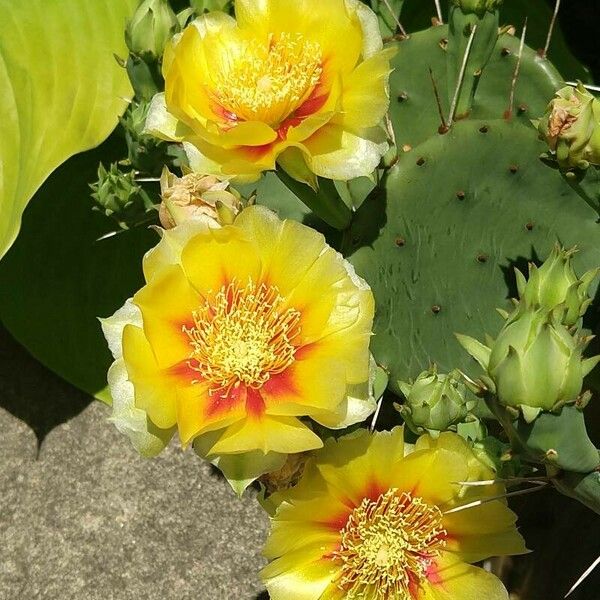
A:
[
  {"xmin": 514, "ymin": 405, "xmax": 600, "ymax": 473},
  {"xmin": 553, "ymin": 470, "xmax": 600, "ymax": 515},
  {"xmin": 388, "ymin": 26, "xmax": 562, "ymax": 150},
  {"xmin": 348, "ymin": 119, "xmax": 600, "ymax": 390}
]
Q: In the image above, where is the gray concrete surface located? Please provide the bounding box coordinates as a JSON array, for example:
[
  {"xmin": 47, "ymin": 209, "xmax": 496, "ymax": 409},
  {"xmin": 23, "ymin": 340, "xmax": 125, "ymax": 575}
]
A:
[{"xmin": 0, "ymin": 327, "xmax": 269, "ymax": 600}]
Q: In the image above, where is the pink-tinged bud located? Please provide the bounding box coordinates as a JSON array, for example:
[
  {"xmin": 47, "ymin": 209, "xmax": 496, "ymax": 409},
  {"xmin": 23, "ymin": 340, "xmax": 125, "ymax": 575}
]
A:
[
  {"xmin": 158, "ymin": 168, "xmax": 241, "ymax": 228},
  {"xmin": 536, "ymin": 83, "xmax": 600, "ymax": 170}
]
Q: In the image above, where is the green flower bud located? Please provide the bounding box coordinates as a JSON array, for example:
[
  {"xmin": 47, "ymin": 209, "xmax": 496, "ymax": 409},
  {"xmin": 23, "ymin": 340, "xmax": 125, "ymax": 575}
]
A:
[
  {"xmin": 396, "ymin": 367, "xmax": 477, "ymax": 436},
  {"xmin": 120, "ymin": 100, "xmax": 170, "ymax": 175},
  {"xmin": 125, "ymin": 54, "xmax": 163, "ymax": 102},
  {"xmin": 515, "ymin": 244, "xmax": 599, "ymax": 326},
  {"xmin": 450, "ymin": 0, "xmax": 503, "ymax": 15},
  {"xmin": 457, "ymin": 308, "xmax": 600, "ymax": 422},
  {"xmin": 125, "ymin": 0, "xmax": 179, "ymax": 60},
  {"xmin": 90, "ymin": 163, "xmax": 155, "ymax": 229},
  {"xmin": 535, "ymin": 83, "xmax": 600, "ymax": 170}
]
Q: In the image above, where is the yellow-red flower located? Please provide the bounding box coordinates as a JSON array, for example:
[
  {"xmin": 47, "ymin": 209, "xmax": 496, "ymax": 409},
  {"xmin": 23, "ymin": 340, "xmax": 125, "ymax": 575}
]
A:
[
  {"xmin": 261, "ymin": 429, "xmax": 527, "ymax": 600},
  {"xmin": 145, "ymin": 0, "xmax": 395, "ymax": 183},
  {"xmin": 101, "ymin": 206, "xmax": 375, "ymax": 489}
]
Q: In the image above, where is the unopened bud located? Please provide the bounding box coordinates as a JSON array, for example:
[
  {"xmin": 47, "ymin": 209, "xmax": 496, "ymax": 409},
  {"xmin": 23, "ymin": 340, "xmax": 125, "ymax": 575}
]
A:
[
  {"xmin": 515, "ymin": 244, "xmax": 599, "ymax": 326},
  {"xmin": 90, "ymin": 163, "xmax": 155, "ymax": 228},
  {"xmin": 125, "ymin": 0, "xmax": 179, "ymax": 60},
  {"xmin": 458, "ymin": 308, "xmax": 600, "ymax": 422},
  {"xmin": 396, "ymin": 367, "xmax": 477, "ymax": 436}
]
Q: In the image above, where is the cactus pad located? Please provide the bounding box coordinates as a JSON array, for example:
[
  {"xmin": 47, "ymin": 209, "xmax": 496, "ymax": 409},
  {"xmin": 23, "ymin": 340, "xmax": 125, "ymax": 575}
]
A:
[
  {"xmin": 348, "ymin": 119, "xmax": 600, "ymax": 391},
  {"xmin": 389, "ymin": 26, "xmax": 563, "ymax": 150}
]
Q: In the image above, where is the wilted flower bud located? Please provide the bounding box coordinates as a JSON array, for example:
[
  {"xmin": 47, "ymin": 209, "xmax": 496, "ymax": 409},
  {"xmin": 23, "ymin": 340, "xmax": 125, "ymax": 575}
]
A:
[
  {"xmin": 535, "ymin": 83, "xmax": 600, "ymax": 170},
  {"xmin": 90, "ymin": 163, "xmax": 155, "ymax": 228},
  {"xmin": 458, "ymin": 308, "xmax": 600, "ymax": 422},
  {"xmin": 396, "ymin": 367, "xmax": 477, "ymax": 436},
  {"xmin": 125, "ymin": 0, "xmax": 179, "ymax": 60},
  {"xmin": 259, "ymin": 452, "xmax": 309, "ymax": 495},
  {"xmin": 450, "ymin": 0, "xmax": 503, "ymax": 15},
  {"xmin": 515, "ymin": 244, "xmax": 599, "ymax": 326},
  {"xmin": 159, "ymin": 168, "xmax": 242, "ymax": 229}
]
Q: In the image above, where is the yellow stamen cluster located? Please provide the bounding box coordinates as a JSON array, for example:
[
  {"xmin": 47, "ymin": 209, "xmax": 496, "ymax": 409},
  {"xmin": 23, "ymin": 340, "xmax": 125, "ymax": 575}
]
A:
[
  {"xmin": 211, "ymin": 32, "xmax": 323, "ymax": 125},
  {"xmin": 185, "ymin": 279, "xmax": 301, "ymax": 396},
  {"xmin": 333, "ymin": 489, "xmax": 447, "ymax": 599}
]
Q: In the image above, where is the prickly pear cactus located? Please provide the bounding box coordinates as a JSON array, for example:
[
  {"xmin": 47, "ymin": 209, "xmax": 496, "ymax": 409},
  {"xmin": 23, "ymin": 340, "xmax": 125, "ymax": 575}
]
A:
[
  {"xmin": 388, "ymin": 26, "xmax": 562, "ymax": 151},
  {"xmin": 348, "ymin": 119, "xmax": 600, "ymax": 390}
]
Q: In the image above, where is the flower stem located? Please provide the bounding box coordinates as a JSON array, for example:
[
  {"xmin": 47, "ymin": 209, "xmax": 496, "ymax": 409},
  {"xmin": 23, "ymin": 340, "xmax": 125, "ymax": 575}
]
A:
[{"xmin": 276, "ymin": 171, "xmax": 352, "ymax": 231}]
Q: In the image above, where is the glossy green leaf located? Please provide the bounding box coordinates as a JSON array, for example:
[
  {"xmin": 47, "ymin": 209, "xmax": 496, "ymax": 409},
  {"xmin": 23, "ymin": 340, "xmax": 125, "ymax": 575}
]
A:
[{"xmin": 0, "ymin": 0, "xmax": 138, "ymax": 260}]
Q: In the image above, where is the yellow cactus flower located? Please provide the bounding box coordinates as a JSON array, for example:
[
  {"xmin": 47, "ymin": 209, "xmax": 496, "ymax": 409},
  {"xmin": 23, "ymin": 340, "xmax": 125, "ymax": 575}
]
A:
[
  {"xmin": 145, "ymin": 0, "xmax": 395, "ymax": 184},
  {"xmin": 101, "ymin": 206, "xmax": 375, "ymax": 490},
  {"xmin": 261, "ymin": 428, "xmax": 528, "ymax": 600}
]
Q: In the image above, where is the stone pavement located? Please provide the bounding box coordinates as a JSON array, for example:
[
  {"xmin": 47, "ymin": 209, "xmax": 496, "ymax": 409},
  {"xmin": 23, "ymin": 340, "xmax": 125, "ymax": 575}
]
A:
[{"xmin": 0, "ymin": 326, "xmax": 269, "ymax": 600}]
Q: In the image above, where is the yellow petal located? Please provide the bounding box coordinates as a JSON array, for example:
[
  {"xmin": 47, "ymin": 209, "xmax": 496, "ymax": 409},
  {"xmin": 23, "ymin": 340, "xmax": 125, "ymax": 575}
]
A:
[
  {"xmin": 345, "ymin": 0, "xmax": 384, "ymax": 59},
  {"xmin": 191, "ymin": 10, "xmax": 237, "ymax": 38},
  {"xmin": 443, "ymin": 502, "xmax": 528, "ymax": 562},
  {"xmin": 176, "ymin": 384, "xmax": 247, "ymax": 446},
  {"xmin": 180, "ymin": 225, "xmax": 262, "ymax": 295},
  {"xmin": 234, "ymin": 0, "xmax": 270, "ymax": 34},
  {"xmin": 309, "ymin": 387, "xmax": 376, "ymax": 430},
  {"xmin": 204, "ymin": 120, "xmax": 278, "ymax": 148},
  {"xmin": 142, "ymin": 219, "xmax": 217, "ymax": 282},
  {"xmin": 122, "ymin": 324, "xmax": 177, "ymax": 429},
  {"xmin": 235, "ymin": 205, "xmax": 328, "ymax": 298},
  {"xmin": 133, "ymin": 264, "xmax": 201, "ymax": 369},
  {"xmin": 286, "ymin": 110, "xmax": 337, "ymax": 144},
  {"xmin": 390, "ymin": 447, "xmax": 469, "ymax": 508},
  {"xmin": 415, "ymin": 433, "xmax": 505, "ymax": 504},
  {"xmin": 285, "ymin": 250, "xmax": 374, "ymax": 383},
  {"xmin": 194, "ymin": 429, "xmax": 287, "ymax": 496},
  {"xmin": 261, "ymin": 542, "xmax": 339, "ymax": 600},
  {"xmin": 262, "ymin": 346, "xmax": 347, "ymax": 416},
  {"xmin": 340, "ymin": 47, "xmax": 396, "ymax": 134},
  {"xmin": 183, "ymin": 136, "xmax": 279, "ymax": 181},
  {"xmin": 165, "ymin": 26, "xmax": 217, "ymax": 125},
  {"xmin": 316, "ymin": 428, "xmax": 406, "ymax": 506},
  {"xmin": 236, "ymin": 0, "xmax": 364, "ymax": 73},
  {"xmin": 144, "ymin": 93, "xmax": 195, "ymax": 142},
  {"xmin": 276, "ymin": 146, "xmax": 318, "ymax": 188},
  {"xmin": 107, "ymin": 358, "xmax": 176, "ymax": 458},
  {"xmin": 424, "ymin": 551, "xmax": 509, "ymax": 600},
  {"xmin": 264, "ymin": 497, "xmax": 343, "ymax": 556},
  {"xmin": 303, "ymin": 122, "xmax": 388, "ymax": 180},
  {"xmin": 209, "ymin": 414, "xmax": 323, "ymax": 455}
]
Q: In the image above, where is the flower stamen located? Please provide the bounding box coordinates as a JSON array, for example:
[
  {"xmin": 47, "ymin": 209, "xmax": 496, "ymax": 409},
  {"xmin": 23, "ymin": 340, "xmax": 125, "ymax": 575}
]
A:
[
  {"xmin": 211, "ymin": 32, "xmax": 323, "ymax": 125},
  {"xmin": 184, "ymin": 279, "xmax": 301, "ymax": 397},
  {"xmin": 332, "ymin": 489, "xmax": 447, "ymax": 599}
]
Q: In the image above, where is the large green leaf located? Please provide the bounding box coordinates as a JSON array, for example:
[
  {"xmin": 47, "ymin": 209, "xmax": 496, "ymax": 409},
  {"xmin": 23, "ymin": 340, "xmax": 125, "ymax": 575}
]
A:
[
  {"xmin": 0, "ymin": 137, "xmax": 155, "ymax": 404},
  {"xmin": 0, "ymin": 0, "xmax": 138, "ymax": 260}
]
